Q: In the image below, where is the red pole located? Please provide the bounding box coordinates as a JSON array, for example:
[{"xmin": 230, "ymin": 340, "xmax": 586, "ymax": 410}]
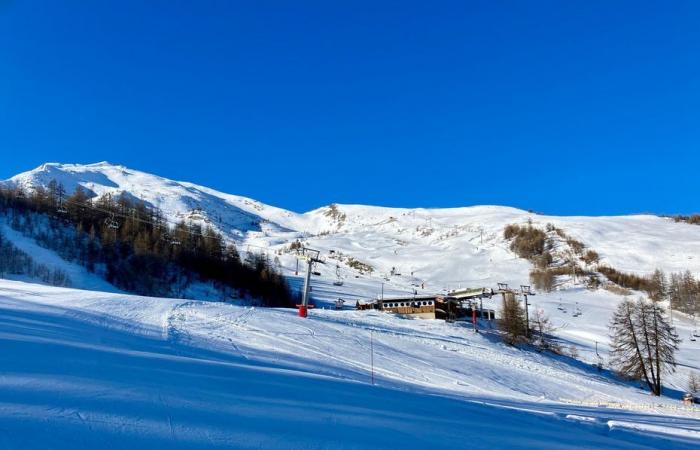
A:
[
  {"xmin": 370, "ymin": 329, "xmax": 374, "ymax": 385},
  {"xmin": 298, "ymin": 305, "xmax": 307, "ymax": 317},
  {"xmin": 472, "ymin": 308, "xmax": 478, "ymax": 333}
]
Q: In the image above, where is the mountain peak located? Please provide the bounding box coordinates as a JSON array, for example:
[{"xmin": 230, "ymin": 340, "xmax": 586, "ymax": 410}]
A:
[{"xmin": 4, "ymin": 161, "xmax": 304, "ymax": 239}]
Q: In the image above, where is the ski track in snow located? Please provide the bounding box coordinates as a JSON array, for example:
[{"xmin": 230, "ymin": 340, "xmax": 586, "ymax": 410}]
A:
[{"xmin": 2, "ymin": 279, "xmax": 700, "ymax": 448}]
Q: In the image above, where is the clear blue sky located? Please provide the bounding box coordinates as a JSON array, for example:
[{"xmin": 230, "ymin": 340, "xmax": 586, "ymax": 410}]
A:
[{"xmin": 1, "ymin": 1, "xmax": 698, "ymax": 215}]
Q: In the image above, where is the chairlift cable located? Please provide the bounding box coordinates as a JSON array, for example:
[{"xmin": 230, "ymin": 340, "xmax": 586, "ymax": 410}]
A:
[{"xmin": 13, "ymin": 186, "xmax": 311, "ymax": 257}]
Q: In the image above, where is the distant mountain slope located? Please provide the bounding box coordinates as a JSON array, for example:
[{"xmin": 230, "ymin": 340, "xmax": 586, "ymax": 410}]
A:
[
  {"xmin": 6, "ymin": 162, "xmax": 700, "ymax": 287},
  {"xmin": 5, "ymin": 162, "xmax": 303, "ymax": 239}
]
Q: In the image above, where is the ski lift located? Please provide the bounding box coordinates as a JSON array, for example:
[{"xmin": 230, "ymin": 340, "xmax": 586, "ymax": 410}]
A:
[
  {"xmin": 572, "ymin": 304, "xmax": 582, "ymax": 317},
  {"xmin": 105, "ymin": 214, "xmax": 119, "ymax": 230},
  {"xmin": 56, "ymin": 204, "xmax": 68, "ymax": 214}
]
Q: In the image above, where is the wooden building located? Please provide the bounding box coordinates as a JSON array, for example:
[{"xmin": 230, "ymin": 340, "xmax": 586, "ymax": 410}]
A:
[
  {"xmin": 375, "ymin": 295, "xmax": 439, "ymax": 319},
  {"xmin": 356, "ymin": 287, "xmax": 497, "ymax": 322}
]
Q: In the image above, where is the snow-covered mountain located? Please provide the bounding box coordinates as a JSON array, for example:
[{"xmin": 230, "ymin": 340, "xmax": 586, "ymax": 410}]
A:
[
  {"xmin": 5, "ymin": 162, "xmax": 307, "ymax": 238},
  {"xmin": 3, "ymin": 163, "xmax": 700, "ymax": 448},
  {"xmin": 6, "ymin": 162, "xmax": 700, "ymax": 285},
  {"xmin": 7, "ymin": 163, "xmax": 700, "ymax": 357}
]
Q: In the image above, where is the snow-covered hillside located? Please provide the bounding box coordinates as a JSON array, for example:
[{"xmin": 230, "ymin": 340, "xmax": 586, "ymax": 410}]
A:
[
  {"xmin": 1, "ymin": 278, "xmax": 699, "ymax": 449},
  {"xmin": 5, "ymin": 162, "xmax": 304, "ymax": 238},
  {"xmin": 8, "ymin": 162, "xmax": 700, "ymax": 281},
  {"xmin": 5, "ymin": 162, "xmax": 700, "ymax": 391},
  {"xmin": 2, "ymin": 162, "xmax": 700, "ymax": 447}
]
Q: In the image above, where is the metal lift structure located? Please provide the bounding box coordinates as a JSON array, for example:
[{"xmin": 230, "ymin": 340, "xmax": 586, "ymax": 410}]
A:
[{"xmin": 296, "ymin": 247, "xmax": 322, "ymax": 317}]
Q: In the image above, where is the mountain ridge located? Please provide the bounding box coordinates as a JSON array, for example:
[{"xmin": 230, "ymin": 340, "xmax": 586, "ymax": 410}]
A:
[{"xmin": 5, "ymin": 161, "xmax": 700, "ymax": 284}]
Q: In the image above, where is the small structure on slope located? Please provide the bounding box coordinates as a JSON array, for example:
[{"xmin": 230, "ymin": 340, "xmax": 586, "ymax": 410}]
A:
[
  {"xmin": 356, "ymin": 287, "xmax": 497, "ymax": 322},
  {"xmin": 377, "ymin": 295, "xmax": 439, "ymax": 319}
]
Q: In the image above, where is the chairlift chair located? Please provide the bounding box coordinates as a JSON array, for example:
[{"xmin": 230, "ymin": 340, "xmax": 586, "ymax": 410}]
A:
[{"xmin": 105, "ymin": 214, "xmax": 119, "ymax": 230}]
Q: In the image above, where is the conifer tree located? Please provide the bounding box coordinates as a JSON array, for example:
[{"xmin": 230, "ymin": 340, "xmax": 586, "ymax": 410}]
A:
[
  {"xmin": 609, "ymin": 298, "xmax": 680, "ymax": 395},
  {"xmin": 500, "ymin": 292, "xmax": 528, "ymax": 345}
]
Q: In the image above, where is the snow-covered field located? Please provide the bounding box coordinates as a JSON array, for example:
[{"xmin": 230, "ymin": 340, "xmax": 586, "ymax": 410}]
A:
[
  {"xmin": 1, "ymin": 278, "xmax": 699, "ymax": 449},
  {"xmin": 2, "ymin": 162, "xmax": 700, "ymax": 447}
]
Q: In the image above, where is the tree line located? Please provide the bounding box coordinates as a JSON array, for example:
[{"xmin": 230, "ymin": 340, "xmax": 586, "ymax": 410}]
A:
[
  {"xmin": 0, "ymin": 183, "xmax": 296, "ymax": 307},
  {"xmin": 606, "ymin": 268, "xmax": 700, "ymax": 315}
]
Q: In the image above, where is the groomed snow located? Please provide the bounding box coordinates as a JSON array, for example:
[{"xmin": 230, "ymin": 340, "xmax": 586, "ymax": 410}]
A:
[{"xmin": 1, "ymin": 279, "xmax": 699, "ymax": 449}]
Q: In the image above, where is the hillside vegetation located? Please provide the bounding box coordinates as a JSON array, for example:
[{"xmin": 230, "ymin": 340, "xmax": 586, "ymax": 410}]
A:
[
  {"xmin": 504, "ymin": 222, "xmax": 700, "ymax": 316},
  {"xmin": 0, "ymin": 183, "xmax": 295, "ymax": 306}
]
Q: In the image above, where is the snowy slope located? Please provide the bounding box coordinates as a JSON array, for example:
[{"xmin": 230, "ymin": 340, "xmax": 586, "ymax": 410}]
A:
[
  {"xmin": 1, "ymin": 278, "xmax": 699, "ymax": 449},
  {"xmin": 5, "ymin": 163, "xmax": 700, "ymax": 390},
  {"xmin": 7, "ymin": 163, "xmax": 700, "ymax": 279},
  {"xmin": 0, "ymin": 218, "xmax": 120, "ymax": 293},
  {"xmin": 5, "ymin": 162, "xmax": 304, "ymax": 239}
]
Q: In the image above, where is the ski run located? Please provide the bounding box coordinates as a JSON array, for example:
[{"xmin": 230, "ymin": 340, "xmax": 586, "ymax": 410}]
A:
[{"xmin": 0, "ymin": 162, "xmax": 699, "ymax": 448}]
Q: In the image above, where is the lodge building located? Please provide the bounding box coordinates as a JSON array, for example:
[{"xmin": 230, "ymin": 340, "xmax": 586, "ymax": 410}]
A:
[{"xmin": 358, "ymin": 288, "xmax": 496, "ymax": 322}]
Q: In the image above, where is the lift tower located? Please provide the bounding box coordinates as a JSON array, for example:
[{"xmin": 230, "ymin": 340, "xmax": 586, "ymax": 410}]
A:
[{"xmin": 297, "ymin": 247, "xmax": 321, "ymax": 317}]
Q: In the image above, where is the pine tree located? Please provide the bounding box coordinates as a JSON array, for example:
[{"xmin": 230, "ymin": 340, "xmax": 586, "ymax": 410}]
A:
[
  {"xmin": 649, "ymin": 269, "xmax": 667, "ymax": 303},
  {"xmin": 500, "ymin": 292, "xmax": 528, "ymax": 345}
]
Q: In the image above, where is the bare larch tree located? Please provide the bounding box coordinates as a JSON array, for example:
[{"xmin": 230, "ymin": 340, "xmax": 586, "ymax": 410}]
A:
[{"xmin": 609, "ymin": 298, "xmax": 680, "ymax": 396}]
